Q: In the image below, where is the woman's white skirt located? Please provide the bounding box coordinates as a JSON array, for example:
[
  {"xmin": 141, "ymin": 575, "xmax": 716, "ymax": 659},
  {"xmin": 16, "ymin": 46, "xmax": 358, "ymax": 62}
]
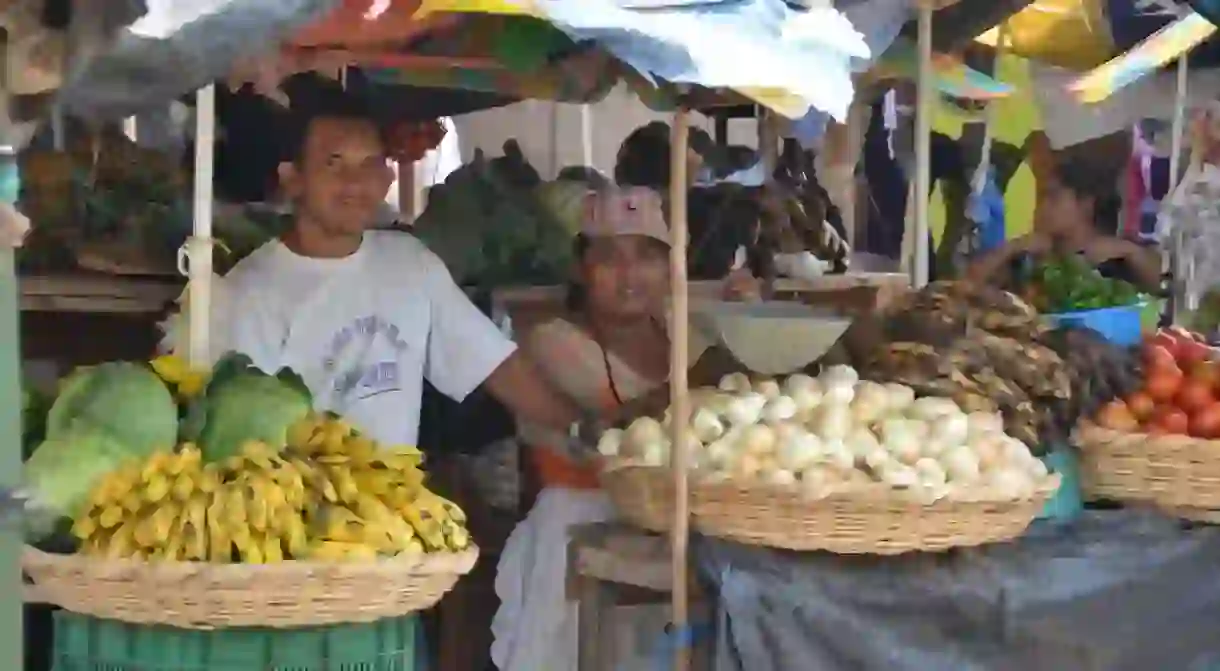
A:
[{"xmin": 489, "ymin": 487, "xmax": 614, "ymax": 671}]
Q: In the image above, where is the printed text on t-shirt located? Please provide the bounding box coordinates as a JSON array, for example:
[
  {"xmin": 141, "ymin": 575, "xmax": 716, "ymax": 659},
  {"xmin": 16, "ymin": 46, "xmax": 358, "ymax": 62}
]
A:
[{"xmin": 322, "ymin": 315, "xmax": 408, "ymax": 403}]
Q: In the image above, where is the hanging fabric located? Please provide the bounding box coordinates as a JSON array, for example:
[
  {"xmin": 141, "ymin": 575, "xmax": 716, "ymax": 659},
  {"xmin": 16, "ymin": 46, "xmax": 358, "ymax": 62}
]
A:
[{"xmin": 964, "ymin": 23, "xmax": 1009, "ymax": 257}]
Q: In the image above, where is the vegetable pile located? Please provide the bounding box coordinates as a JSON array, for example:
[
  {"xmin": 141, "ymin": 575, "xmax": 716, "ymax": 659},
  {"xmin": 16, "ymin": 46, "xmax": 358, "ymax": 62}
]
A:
[
  {"xmin": 598, "ymin": 367, "xmax": 1059, "ymax": 504},
  {"xmin": 1095, "ymin": 327, "xmax": 1220, "ymax": 438},
  {"xmin": 21, "ymin": 354, "xmax": 470, "ymax": 563},
  {"xmin": 1019, "ymin": 254, "xmax": 1141, "ymax": 313},
  {"xmin": 835, "ymin": 281, "xmax": 1137, "ymax": 451}
]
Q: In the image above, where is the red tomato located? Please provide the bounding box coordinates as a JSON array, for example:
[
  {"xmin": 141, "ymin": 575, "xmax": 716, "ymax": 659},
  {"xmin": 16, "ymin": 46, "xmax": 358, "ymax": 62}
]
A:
[
  {"xmin": 1097, "ymin": 400, "xmax": 1140, "ymax": 432},
  {"xmin": 1179, "ymin": 340, "xmax": 1213, "ymax": 367},
  {"xmin": 1190, "ymin": 360, "xmax": 1220, "ymax": 387},
  {"xmin": 1177, "ymin": 380, "xmax": 1215, "ymax": 412},
  {"xmin": 1167, "ymin": 326, "xmax": 1203, "ymax": 343},
  {"xmin": 1147, "ymin": 369, "xmax": 1185, "ymax": 403},
  {"xmin": 1151, "ymin": 333, "xmax": 1183, "ymax": 360},
  {"xmin": 1152, "ymin": 406, "xmax": 1191, "ymax": 435},
  {"xmin": 1144, "ymin": 343, "xmax": 1180, "ymax": 371},
  {"xmin": 1190, "ymin": 405, "xmax": 1220, "ymax": 439},
  {"xmin": 1125, "ymin": 392, "xmax": 1156, "ymax": 421}
]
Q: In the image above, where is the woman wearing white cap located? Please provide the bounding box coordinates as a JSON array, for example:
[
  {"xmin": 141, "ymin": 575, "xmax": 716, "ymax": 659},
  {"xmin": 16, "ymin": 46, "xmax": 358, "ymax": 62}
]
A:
[{"xmin": 491, "ymin": 186, "xmax": 757, "ymax": 671}]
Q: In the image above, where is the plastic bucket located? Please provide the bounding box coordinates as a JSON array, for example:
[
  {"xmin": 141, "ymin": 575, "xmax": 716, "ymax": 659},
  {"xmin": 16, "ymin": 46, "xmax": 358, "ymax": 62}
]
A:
[
  {"xmin": 1044, "ymin": 303, "xmax": 1145, "ymax": 346},
  {"xmin": 1037, "ymin": 445, "xmax": 1083, "ymax": 523}
]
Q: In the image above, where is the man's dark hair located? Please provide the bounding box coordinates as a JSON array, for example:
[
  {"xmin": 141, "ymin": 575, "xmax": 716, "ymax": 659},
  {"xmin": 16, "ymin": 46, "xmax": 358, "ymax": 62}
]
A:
[
  {"xmin": 614, "ymin": 121, "xmax": 717, "ymax": 188},
  {"xmin": 280, "ymin": 93, "xmax": 386, "ymax": 164}
]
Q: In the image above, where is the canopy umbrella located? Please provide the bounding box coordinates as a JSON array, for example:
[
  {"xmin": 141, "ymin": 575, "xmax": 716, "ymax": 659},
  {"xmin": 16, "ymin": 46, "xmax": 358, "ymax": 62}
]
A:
[
  {"xmin": 1190, "ymin": 0, "xmax": 1220, "ymax": 23},
  {"xmin": 411, "ymin": 0, "xmax": 871, "ymax": 121},
  {"xmin": 897, "ymin": 0, "xmax": 1036, "ymax": 51},
  {"xmin": 55, "ymin": 0, "xmax": 345, "ymax": 119},
  {"xmin": 1105, "ymin": 0, "xmax": 1220, "ymax": 69},
  {"xmin": 974, "ymin": 0, "xmax": 1115, "ymax": 69}
]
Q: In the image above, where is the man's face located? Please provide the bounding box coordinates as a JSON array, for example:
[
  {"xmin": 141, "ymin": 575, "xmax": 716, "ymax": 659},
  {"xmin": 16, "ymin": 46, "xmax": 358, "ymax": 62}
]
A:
[{"xmin": 281, "ymin": 117, "xmax": 394, "ymax": 237}]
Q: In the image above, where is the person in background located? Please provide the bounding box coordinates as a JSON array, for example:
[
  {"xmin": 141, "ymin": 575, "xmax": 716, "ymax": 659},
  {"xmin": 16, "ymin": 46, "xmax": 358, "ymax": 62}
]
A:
[
  {"xmin": 219, "ymin": 95, "xmax": 596, "ymax": 456},
  {"xmin": 491, "ymin": 186, "xmax": 757, "ymax": 671},
  {"xmin": 964, "ymin": 157, "xmax": 1162, "ymax": 293},
  {"xmin": 614, "ymin": 120, "xmax": 718, "ymax": 189}
]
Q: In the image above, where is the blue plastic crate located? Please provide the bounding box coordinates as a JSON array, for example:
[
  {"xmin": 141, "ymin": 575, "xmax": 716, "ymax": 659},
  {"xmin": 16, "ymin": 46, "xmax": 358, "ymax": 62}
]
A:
[
  {"xmin": 1045, "ymin": 303, "xmax": 1146, "ymax": 346},
  {"xmin": 1037, "ymin": 444, "xmax": 1083, "ymax": 523}
]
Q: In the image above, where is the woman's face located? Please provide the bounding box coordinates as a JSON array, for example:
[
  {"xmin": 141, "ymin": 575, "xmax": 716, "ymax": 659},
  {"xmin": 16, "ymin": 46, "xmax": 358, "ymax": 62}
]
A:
[
  {"xmin": 581, "ymin": 235, "xmax": 670, "ymax": 319},
  {"xmin": 1036, "ymin": 178, "xmax": 1092, "ymax": 238}
]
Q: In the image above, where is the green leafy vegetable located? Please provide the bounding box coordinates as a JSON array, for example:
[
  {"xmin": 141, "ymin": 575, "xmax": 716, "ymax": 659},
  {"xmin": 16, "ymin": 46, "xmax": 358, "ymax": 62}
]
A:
[
  {"xmin": 182, "ymin": 352, "xmax": 313, "ymax": 462},
  {"xmin": 1022, "ymin": 254, "xmax": 1143, "ymax": 313},
  {"xmin": 22, "ymin": 362, "xmax": 179, "ymax": 538}
]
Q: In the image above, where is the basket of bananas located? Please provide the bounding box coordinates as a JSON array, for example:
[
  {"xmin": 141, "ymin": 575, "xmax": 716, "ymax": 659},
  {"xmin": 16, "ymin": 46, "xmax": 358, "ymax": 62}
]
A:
[{"xmin": 19, "ymin": 357, "xmax": 477, "ymax": 629}]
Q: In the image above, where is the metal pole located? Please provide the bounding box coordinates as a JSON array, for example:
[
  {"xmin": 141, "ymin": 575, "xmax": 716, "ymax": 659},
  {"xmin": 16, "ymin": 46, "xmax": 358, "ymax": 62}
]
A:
[
  {"xmin": 0, "ymin": 139, "xmax": 22, "ymax": 671},
  {"xmin": 1170, "ymin": 57, "xmax": 1190, "ymax": 191},
  {"xmin": 913, "ymin": 3, "xmax": 933, "ymax": 288},
  {"xmin": 185, "ymin": 85, "xmax": 216, "ymax": 367}
]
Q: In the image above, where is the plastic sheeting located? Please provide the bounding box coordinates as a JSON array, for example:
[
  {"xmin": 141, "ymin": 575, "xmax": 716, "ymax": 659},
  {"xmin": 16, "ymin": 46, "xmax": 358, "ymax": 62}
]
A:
[
  {"xmin": 55, "ymin": 0, "xmax": 342, "ymax": 119},
  {"xmin": 697, "ymin": 511, "xmax": 1220, "ymax": 671}
]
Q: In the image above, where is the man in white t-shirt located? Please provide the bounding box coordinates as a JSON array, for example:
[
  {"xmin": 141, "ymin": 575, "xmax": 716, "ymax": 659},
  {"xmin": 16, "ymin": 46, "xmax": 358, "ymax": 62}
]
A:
[{"xmin": 221, "ymin": 98, "xmax": 586, "ymax": 448}]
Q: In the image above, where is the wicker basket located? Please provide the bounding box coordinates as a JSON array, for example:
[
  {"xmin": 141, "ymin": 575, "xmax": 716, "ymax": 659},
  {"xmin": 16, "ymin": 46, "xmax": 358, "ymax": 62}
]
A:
[
  {"xmin": 601, "ymin": 464, "xmax": 1058, "ymax": 554},
  {"xmin": 23, "ymin": 545, "xmax": 478, "ymax": 629},
  {"xmin": 1076, "ymin": 421, "xmax": 1220, "ymax": 509}
]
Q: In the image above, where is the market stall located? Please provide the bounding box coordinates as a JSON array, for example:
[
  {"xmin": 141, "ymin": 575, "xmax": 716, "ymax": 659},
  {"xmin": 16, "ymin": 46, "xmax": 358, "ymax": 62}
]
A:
[
  {"xmin": 580, "ymin": 3, "xmax": 1220, "ymax": 670},
  {"xmin": 7, "ymin": 2, "xmax": 888, "ymax": 671},
  {"xmin": 19, "ymin": 1, "xmax": 1220, "ymax": 671}
]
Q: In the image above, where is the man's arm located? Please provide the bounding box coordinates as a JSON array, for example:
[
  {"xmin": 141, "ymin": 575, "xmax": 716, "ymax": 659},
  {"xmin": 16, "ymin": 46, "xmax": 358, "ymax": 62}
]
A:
[
  {"xmin": 1116, "ymin": 240, "xmax": 1164, "ymax": 293},
  {"xmin": 483, "ymin": 350, "xmax": 586, "ymax": 431},
  {"xmin": 604, "ymin": 345, "xmax": 747, "ymax": 425},
  {"xmin": 422, "ymin": 254, "xmax": 586, "ymax": 433},
  {"xmin": 964, "ymin": 242, "xmax": 1020, "ymax": 284}
]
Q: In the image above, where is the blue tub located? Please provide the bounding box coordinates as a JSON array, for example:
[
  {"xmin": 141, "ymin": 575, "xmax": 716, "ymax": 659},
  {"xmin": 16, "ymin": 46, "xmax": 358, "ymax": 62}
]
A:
[
  {"xmin": 1044, "ymin": 303, "xmax": 1145, "ymax": 346},
  {"xmin": 1037, "ymin": 445, "xmax": 1083, "ymax": 523}
]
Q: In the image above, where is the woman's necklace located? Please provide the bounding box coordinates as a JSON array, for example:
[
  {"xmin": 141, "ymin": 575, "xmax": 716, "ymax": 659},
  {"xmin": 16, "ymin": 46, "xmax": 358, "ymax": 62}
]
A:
[{"xmin": 587, "ymin": 315, "xmax": 667, "ymax": 406}]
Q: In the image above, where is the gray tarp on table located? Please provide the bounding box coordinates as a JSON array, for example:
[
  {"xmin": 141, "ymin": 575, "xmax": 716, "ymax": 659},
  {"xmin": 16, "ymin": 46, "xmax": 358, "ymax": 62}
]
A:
[{"xmin": 695, "ymin": 511, "xmax": 1220, "ymax": 671}]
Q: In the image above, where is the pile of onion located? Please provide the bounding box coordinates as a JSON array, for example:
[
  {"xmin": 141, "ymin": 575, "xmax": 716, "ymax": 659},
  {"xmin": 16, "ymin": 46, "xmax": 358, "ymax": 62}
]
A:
[{"xmin": 599, "ymin": 367, "xmax": 1056, "ymax": 503}]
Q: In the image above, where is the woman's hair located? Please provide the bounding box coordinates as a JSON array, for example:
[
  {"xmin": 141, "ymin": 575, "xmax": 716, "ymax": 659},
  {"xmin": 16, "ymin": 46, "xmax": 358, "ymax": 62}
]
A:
[{"xmin": 1053, "ymin": 158, "xmax": 1122, "ymax": 235}]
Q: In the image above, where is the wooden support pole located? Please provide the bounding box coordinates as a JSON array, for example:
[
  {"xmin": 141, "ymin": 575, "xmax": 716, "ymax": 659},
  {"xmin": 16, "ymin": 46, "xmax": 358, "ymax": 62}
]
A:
[{"xmin": 667, "ymin": 108, "xmax": 692, "ymax": 671}]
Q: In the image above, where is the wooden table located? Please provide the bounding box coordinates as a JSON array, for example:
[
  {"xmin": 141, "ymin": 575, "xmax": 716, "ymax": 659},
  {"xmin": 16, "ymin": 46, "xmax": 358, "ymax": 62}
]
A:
[
  {"xmin": 20, "ymin": 273, "xmax": 181, "ymax": 314},
  {"xmin": 18, "ymin": 274, "xmax": 178, "ymax": 373},
  {"xmin": 568, "ymin": 523, "xmax": 711, "ymax": 671}
]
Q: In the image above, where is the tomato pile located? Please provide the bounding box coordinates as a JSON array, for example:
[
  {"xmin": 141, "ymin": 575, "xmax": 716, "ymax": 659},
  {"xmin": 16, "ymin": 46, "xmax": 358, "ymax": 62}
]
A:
[{"xmin": 1096, "ymin": 327, "xmax": 1220, "ymax": 438}]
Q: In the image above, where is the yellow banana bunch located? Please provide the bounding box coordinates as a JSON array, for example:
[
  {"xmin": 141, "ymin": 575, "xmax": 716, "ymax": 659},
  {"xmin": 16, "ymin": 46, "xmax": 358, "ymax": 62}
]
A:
[
  {"xmin": 149, "ymin": 354, "xmax": 209, "ymax": 398},
  {"xmin": 72, "ymin": 414, "xmax": 473, "ymax": 564}
]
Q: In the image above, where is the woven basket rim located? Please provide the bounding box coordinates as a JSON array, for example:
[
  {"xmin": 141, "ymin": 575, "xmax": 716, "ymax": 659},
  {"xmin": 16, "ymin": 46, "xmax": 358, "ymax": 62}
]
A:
[
  {"xmin": 600, "ymin": 463, "xmax": 1054, "ymax": 554},
  {"xmin": 601, "ymin": 459, "xmax": 1061, "ymax": 506},
  {"xmin": 23, "ymin": 544, "xmax": 478, "ymax": 579},
  {"xmin": 23, "ymin": 544, "xmax": 479, "ymax": 627},
  {"xmin": 1075, "ymin": 420, "xmax": 1220, "ymax": 447},
  {"xmin": 1076, "ymin": 419, "xmax": 1220, "ymax": 512}
]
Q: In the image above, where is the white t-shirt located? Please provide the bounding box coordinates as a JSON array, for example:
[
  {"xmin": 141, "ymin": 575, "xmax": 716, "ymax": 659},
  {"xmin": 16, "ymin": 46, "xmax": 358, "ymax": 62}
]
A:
[{"xmin": 220, "ymin": 230, "xmax": 517, "ymax": 446}]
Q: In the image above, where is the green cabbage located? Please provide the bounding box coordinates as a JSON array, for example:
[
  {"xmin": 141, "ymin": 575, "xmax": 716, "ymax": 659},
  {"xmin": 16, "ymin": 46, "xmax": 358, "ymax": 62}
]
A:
[
  {"xmin": 22, "ymin": 362, "xmax": 179, "ymax": 538},
  {"xmin": 182, "ymin": 353, "xmax": 313, "ymax": 462}
]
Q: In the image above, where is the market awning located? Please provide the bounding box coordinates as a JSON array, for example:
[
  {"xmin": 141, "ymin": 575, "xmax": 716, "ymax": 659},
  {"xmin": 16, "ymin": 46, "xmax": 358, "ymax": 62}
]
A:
[
  {"xmin": 56, "ymin": 0, "xmax": 345, "ymax": 119},
  {"xmin": 58, "ymin": 0, "xmax": 873, "ymax": 123}
]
